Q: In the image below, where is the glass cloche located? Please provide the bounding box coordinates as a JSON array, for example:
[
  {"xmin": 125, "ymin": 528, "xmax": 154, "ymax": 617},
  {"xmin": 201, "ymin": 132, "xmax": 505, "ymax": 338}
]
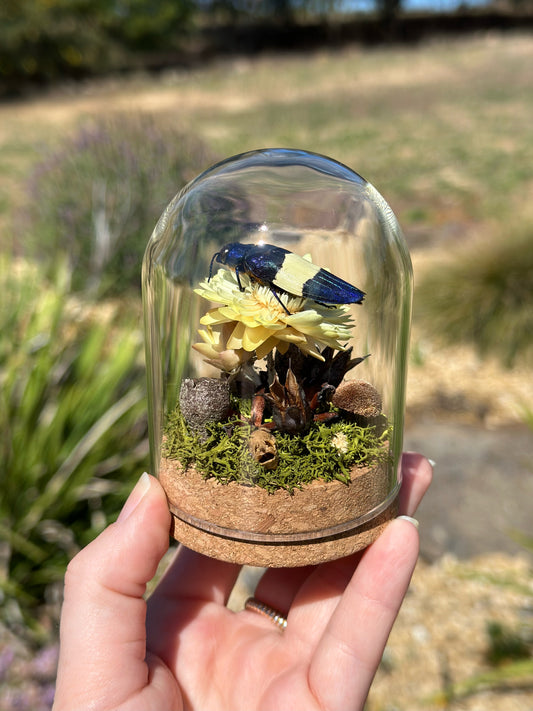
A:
[{"xmin": 142, "ymin": 148, "xmax": 412, "ymax": 566}]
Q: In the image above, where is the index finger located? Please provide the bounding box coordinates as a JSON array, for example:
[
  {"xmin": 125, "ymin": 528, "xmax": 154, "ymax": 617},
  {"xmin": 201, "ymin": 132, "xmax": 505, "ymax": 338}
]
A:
[
  {"xmin": 308, "ymin": 516, "xmax": 419, "ymax": 711},
  {"xmin": 254, "ymin": 452, "xmax": 432, "ymax": 616}
]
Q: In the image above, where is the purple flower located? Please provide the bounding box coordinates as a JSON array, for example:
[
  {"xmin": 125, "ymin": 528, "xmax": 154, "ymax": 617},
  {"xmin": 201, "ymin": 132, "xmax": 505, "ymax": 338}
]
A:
[
  {"xmin": 32, "ymin": 644, "xmax": 59, "ymax": 679},
  {"xmin": 0, "ymin": 645, "xmax": 15, "ymax": 681},
  {"xmin": 41, "ymin": 682, "xmax": 56, "ymax": 708}
]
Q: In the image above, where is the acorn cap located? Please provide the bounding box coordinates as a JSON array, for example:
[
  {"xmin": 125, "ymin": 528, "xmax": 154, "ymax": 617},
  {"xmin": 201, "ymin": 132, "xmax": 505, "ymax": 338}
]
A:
[{"xmin": 332, "ymin": 380, "xmax": 382, "ymax": 417}]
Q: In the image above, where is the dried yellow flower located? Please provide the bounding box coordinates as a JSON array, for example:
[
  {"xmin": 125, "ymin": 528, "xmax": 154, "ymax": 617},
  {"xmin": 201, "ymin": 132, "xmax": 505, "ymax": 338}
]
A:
[{"xmin": 193, "ymin": 268, "xmax": 355, "ymax": 370}]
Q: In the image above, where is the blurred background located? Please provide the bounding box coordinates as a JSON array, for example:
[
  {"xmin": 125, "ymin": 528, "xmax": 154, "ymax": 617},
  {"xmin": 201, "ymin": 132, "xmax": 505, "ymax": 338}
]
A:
[{"xmin": 0, "ymin": 0, "xmax": 532, "ymax": 708}]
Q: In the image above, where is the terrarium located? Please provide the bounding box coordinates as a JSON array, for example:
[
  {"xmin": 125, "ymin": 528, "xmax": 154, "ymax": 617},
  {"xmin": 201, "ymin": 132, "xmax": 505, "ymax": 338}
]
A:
[{"xmin": 142, "ymin": 148, "xmax": 412, "ymax": 566}]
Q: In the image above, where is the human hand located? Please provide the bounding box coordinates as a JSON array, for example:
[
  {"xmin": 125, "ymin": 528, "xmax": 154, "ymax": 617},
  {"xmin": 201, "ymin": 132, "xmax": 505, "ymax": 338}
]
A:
[{"xmin": 53, "ymin": 452, "xmax": 432, "ymax": 711}]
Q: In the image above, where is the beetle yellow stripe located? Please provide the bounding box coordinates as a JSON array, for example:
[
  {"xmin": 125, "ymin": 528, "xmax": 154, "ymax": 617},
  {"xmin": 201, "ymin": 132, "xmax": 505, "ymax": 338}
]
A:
[{"xmin": 272, "ymin": 253, "xmax": 320, "ymax": 297}]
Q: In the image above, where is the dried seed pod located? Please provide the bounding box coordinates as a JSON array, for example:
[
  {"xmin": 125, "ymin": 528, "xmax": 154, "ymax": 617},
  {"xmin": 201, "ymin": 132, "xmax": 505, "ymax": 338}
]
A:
[
  {"xmin": 332, "ymin": 380, "xmax": 382, "ymax": 418},
  {"xmin": 264, "ymin": 366, "xmax": 312, "ymax": 434},
  {"xmin": 248, "ymin": 428, "xmax": 279, "ymax": 470},
  {"xmin": 179, "ymin": 377, "xmax": 231, "ymax": 440}
]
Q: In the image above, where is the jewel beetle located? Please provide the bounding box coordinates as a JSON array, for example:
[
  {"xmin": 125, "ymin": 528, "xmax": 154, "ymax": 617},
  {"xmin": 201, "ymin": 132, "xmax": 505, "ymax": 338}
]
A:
[{"xmin": 209, "ymin": 242, "xmax": 365, "ymax": 313}]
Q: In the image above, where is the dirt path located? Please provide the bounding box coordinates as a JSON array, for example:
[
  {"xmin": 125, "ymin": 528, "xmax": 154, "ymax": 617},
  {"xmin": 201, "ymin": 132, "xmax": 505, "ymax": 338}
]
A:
[{"xmin": 405, "ymin": 421, "xmax": 533, "ymax": 562}]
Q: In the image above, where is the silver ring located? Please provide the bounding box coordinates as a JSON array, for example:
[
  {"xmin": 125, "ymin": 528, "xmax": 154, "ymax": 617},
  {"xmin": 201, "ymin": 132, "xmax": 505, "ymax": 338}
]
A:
[{"xmin": 245, "ymin": 597, "xmax": 287, "ymax": 630}]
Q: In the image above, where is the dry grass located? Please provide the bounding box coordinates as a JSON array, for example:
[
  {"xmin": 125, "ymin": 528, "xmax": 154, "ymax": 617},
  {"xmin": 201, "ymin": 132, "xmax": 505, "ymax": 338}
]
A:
[
  {"xmin": 1, "ymin": 33, "xmax": 532, "ymax": 423},
  {"xmin": 2, "ymin": 33, "xmax": 532, "ymax": 222}
]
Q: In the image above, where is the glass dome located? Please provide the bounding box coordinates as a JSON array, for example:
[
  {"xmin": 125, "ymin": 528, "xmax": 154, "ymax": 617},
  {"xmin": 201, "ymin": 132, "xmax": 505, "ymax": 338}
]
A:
[{"xmin": 142, "ymin": 148, "xmax": 412, "ymax": 566}]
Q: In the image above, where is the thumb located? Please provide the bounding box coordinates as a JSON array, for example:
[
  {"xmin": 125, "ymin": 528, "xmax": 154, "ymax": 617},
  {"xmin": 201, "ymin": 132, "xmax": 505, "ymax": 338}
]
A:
[{"xmin": 53, "ymin": 473, "xmax": 171, "ymax": 711}]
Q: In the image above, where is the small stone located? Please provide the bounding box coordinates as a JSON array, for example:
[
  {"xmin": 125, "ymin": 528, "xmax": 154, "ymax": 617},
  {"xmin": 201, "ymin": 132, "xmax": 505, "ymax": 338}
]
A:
[
  {"xmin": 179, "ymin": 377, "xmax": 231, "ymax": 440},
  {"xmin": 332, "ymin": 380, "xmax": 382, "ymax": 418}
]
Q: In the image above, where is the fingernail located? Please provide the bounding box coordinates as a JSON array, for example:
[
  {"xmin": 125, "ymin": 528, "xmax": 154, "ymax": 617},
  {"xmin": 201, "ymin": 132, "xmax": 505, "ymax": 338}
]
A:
[
  {"xmin": 428, "ymin": 459, "xmax": 436, "ymax": 468},
  {"xmin": 397, "ymin": 514, "xmax": 419, "ymax": 529},
  {"xmin": 117, "ymin": 472, "xmax": 151, "ymax": 523}
]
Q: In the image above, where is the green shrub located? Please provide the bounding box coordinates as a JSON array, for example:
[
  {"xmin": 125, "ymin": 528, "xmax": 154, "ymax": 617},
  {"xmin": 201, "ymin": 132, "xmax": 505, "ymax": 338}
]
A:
[
  {"xmin": 414, "ymin": 222, "xmax": 533, "ymax": 367},
  {"xmin": 0, "ymin": 0, "xmax": 194, "ymax": 88},
  {"xmin": 485, "ymin": 621, "xmax": 532, "ymax": 666},
  {"xmin": 0, "ymin": 258, "xmax": 148, "ymax": 632},
  {"xmin": 22, "ymin": 113, "xmax": 216, "ymax": 296},
  {"xmin": 0, "ymin": 0, "xmax": 119, "ymax": 87}
]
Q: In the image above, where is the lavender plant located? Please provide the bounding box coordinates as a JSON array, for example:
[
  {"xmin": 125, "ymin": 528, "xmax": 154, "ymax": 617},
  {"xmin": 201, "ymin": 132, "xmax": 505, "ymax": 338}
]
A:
[{"xmin": 22, "ymin": 113, "xmax": 215, "ymax": 296}]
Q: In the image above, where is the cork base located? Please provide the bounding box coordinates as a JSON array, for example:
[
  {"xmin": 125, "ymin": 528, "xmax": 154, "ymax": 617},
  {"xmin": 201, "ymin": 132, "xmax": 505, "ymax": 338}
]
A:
[
  {"xmin": 170, "ymin": 497, "xmax": 398, "ymax": 566},
  {"xmin": 160, "ymin": 457, "xmax": 399, "ymax": 566}
]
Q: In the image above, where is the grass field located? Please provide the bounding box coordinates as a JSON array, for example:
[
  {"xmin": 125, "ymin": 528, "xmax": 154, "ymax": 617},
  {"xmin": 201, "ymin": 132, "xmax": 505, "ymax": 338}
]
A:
[{"xmin": 1, "ymin": 33, "xmax": 532, "ymax": 234}]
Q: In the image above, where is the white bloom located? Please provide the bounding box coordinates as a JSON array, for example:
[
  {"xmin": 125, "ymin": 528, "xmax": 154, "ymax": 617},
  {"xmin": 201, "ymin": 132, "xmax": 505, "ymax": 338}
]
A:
[{"xmin": 331, "ymin": 431, "xmax": 349, "ymax": 454}]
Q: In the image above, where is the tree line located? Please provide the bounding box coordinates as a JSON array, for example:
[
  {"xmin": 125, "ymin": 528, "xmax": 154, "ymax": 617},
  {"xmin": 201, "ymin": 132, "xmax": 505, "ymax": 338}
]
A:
[{"xmin": 3, "ymin": 0, "xmax": 527, "ymax": 92}]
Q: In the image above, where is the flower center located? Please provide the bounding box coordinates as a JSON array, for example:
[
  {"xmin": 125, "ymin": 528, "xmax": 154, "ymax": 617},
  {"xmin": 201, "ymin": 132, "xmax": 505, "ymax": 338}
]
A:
[{"xmin": 250, "ymin": 285, "xmax": 303, "ymax": 320}]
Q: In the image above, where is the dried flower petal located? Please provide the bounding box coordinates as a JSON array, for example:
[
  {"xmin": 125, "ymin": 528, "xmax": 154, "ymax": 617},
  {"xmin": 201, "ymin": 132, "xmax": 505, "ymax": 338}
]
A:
[{"xmin": 192, "ymin": 323, "xmax": 252, "ymax": 371}]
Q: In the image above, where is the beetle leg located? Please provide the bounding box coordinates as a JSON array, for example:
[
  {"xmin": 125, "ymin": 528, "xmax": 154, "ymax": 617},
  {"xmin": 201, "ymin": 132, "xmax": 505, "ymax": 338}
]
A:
[
  {"xmin": 269, "ymin": 286, "xmax": 292, "ymax": 315},
  {"xmin": 235, "ymin": 267, "xmax": 245, "ymax": 291}
]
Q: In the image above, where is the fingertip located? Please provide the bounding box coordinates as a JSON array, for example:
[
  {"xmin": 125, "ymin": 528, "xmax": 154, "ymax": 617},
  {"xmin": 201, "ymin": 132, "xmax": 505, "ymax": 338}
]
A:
[
  {"xmin": 384, "ymin": 513, "xmax": 420, "ymax": 551},
  {"xmin": 397, "ymin": 514, "xmax": 419, "ymax": 529},
  {"xmin": 66, "ymin": 473, "xmax": 171, "ymax": 598},
  {"xmin": 399, "ymin": 452, "xmax": 433, "ymax": 516},
  {"xmin": 363, "ymin": 514, "xmax": 420, "ymax": 576},
  {"xmin": 56, "ymin": 475, "xmax": 172, "ymax": 708},
  {"xmin": 393, "ymin": 514, "xmax": 420, "ymax": 556},
  {"xmin": 128, "ymin": 473, "xmax": 171, "ymax": 528},
  {"xmin": 117, "ymin": 472, "xmax": 152, "ymax": 523},
  {"xmin": 402, "ymin": 451, "xmax": 434, "ymax": 481},
  {"xmin": 354, "ymin": 515, "xmax": 420, "ymax": 588},
  {"xmin": 113, "ymin": 474, "xmax": 172, "ymax": 579},
  {"xmin": 116, "ymin": 474, "xmax": 171, "ymax": 543},
  {"xmin": 385, "ymin": 514, "xmax": 419, "ymax": 538}
]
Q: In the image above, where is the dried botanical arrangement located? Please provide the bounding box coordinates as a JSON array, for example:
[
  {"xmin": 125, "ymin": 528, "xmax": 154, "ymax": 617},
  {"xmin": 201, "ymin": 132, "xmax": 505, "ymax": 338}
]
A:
[{"xmin": 163, "ymin": 242, "xmax": 389, "ymax": 493}]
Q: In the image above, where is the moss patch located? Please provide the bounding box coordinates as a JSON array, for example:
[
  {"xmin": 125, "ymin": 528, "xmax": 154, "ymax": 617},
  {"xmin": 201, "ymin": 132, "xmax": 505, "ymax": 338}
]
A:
[{"xmin": 164, "ymin": 406, "xmax": 390, "ymax": 494}]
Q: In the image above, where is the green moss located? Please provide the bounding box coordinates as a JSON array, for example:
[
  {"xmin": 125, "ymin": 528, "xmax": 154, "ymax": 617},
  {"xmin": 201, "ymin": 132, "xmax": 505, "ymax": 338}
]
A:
[{"xmin": 163, "ymin": 406, "xmax": 390, "ymax": 494}]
